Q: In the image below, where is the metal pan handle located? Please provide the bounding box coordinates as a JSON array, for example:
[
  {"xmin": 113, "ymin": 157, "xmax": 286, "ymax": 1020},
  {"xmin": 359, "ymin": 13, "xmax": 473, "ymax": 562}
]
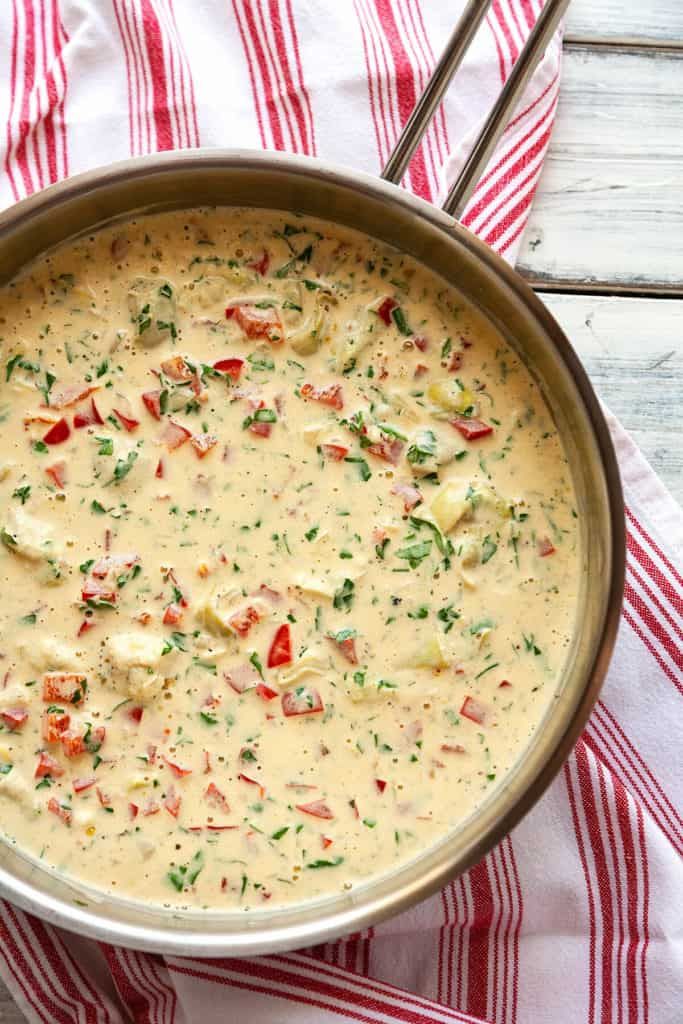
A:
[{"xmin": 380, "ymin": 0, "xmax": 570, "ymax": 220}]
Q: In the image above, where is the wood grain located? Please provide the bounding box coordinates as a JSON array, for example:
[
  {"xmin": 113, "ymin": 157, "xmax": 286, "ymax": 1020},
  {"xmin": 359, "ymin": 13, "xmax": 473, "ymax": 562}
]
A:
[
  {"xmin": 539, "ymin": 292, "xmax": 683, "ymax": 502},
  {"xmin": 566, "ymin": 0, "xmax": 683, "ymax": 46},
  {"xmin": 518, "ymin": 45, "xmax": 683, "ymax": 292}
]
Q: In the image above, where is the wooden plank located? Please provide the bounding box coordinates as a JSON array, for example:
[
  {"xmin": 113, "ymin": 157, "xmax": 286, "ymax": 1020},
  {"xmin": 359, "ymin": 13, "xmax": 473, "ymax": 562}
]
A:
[
  {"xmin": 566, "ymin": 0, "xmax": 683, "ymax": 46},
  {"xmin": 0, "ymin": 984, "xmax": 26, "ymax": 1023},
  {"xmin": 538, "ymin": 292, "xmax": 683, "ymax": 504},
  {"xmin": 518, "ymin": 46, "xmax": 683, "ymax": 292}
]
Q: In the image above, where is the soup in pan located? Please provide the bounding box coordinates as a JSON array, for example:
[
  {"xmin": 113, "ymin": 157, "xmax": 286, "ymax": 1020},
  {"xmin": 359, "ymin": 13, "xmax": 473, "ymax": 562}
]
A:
[{"xmin": 0, "ymin": 209, "xmax": 578, "ymax": 909}]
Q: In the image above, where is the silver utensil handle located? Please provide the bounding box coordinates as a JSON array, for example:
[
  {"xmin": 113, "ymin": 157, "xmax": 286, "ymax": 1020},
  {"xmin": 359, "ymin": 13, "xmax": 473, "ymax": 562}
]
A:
[{"xmin": 380, "ymin": 0, "xmax": 571, "ymax": 221}]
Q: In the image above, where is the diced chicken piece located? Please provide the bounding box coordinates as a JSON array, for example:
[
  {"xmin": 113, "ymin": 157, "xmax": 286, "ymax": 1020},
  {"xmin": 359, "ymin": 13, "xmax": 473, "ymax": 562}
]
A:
[
  {"xmin": 198, "ymin": 588, "xmax": 271, "ymax": 639},
  {"xmin": 1, "ymin": 508, "xmax": 68, "ymax": 584},
  {"xmin": 128, "ymin": 277, "xmax": 177, "ymax": 347},
  {"xmin": 20, "ymin": 636, "xmax": 81, "ymax": 672},
  {"xmin": 104, "ymin": 632, "xmax": 167, "ymax": 703},
  {"xmin": 332, "ymin": 306, "xmax": 383, "ymax": 373},
  {"xmin": 288, "ymin": 299, "xmax": 327, "ymax": 356},
  {"xmin": 277, "ymin": 649, "xmax": 328, "ymax": 689}
]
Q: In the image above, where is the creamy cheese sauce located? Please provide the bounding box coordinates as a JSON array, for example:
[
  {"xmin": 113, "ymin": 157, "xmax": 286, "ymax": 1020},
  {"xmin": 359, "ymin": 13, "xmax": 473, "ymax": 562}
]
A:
[{"xmin": 0, "ymin": 209, "xmax": 578, "ymax": 910}]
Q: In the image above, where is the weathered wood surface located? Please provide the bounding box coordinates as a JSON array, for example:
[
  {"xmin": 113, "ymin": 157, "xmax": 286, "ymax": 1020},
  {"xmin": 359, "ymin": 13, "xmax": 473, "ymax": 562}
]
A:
[
  {"xmin": 0, "ymin": 990, "xmax": 25, "ymax": 1023},
  {"xmin": 539, "ymin": 292, "xmax": 683, "ymax": 503},
  {"xmin": 518, "ymin": 45, "xmax": 683, "ymax": 292},
  {"xmin": 566, "ymin": 0, "xmax": 683, "ymax": 45}
]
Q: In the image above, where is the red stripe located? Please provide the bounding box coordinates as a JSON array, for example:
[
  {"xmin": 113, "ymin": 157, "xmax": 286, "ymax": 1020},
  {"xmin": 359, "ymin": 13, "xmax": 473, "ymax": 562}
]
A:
[
  {"xmin": 626, "ymin": 507, "xmax": 683, "ymax": 590},
  {"xmin": 628, "ymin": 561, "xmax": 683, "ymax": 651},
  {"xmin": 168, "ymin": 950, "xmax": 475, "ymax": 1024},
  {"xmin": 464, "ymin": 90, "xmax": 557, "ymax": 227},
  {"xmin": 3, "ymin": 903, "xmax": 72, "ymax": 1023},
  {"xmin": 4, "ymin": 0, "xmax": 21, "ymax": 200},
  {"xmin": 623, "ymin": 605, "xmax": 682, "ymax": 694},
  {"xmin": 635, "ymin": 803, "xmax": 650, "ymax": 1024},
  {"xmin": 103, "ymin": 946, "xmax": 155, "ymax": 1023},
  {"xmin": 140, "ymin": 0, "xmax": 174, "ymax": 149},
  {"xmin": 627, "ymin": 527, "xmax": 683, "ymax": 628},
  {"xmin": 624, "ymin": 579, "xmax": 682, "ymax": 674},
  {"xmin": 374, "ymin": 0, "xmax": 431, "ymax": 200},
  {"xmin": 112, "ymin": 0, "xmax": 138, "ymax": 155},
  {"xmin": 469, "ymin": 124, "xmax": 551, "ymax": 238},
  {"xmin": 492, "ymin": 0, "xmax": 519, "ymax": 63},
  {"xmin": 612, "ymin": 784, "xmax": 642, "ymax": 1024},
  {"xmin": 487, "ymin": 10, "xmax": 508, "ymax": 87},
  {"xmin": 284, "ymin": 0, "xmax": 316, "ymax": 155},
  {"xmin": 364, "ymin": 0, "xmax": 401, "ymax": 160},
  {"xmin": 239, "ymin": 0, "xmax": 285, "ymax": 148},
  {"xmin": 170, "ymin": 0, "xmax": 200, "ymax": 146},
  {"xmin": 0, "ymin": 903, "xmax": 52, "ymax": 1023},
  {"xmin": 231, "ymin": 1, "xmax": 267, "ymax": 147},
  {"xmin": 594, "ymin": 701, "xmax": 682, "ymax": 852},
  {"xmin": 392, "ymin": 0, "xmax": 439, "ymax": 196},
  {"xmin": 14, "ymin": 0, "xmax": 38, "ymax": 194},
  {"xmin": 123, "ymin": 0, "xmax": 151, "ymax": 154},
  {"xmin": 146, "ymin": 953, "xmax": 178, "ymax": 1024},
  {"xmin": 254, "ymin": 0, "xmax": 297, "ymax": 150},
  {"xmin": 354, "ymin": 0, "xmax": 392, "ymax": 163},
  {"xmin": 565, "ymin": 755, "xmax": 598, "ymax": 1024},
  {"xmin": 596, "ymin": 756, "xmax": 626, "ymax": 1024},
  {"xmin": 519, "ymin": 0, "xmax": 536, "ymax": 30},
  {"xmin": 20, "ymin": 914, "xmax": 108, "ymax": 1024},
  {"xmin": 464, "ymin": 859, "xmax": 494, "ymax": 1020},
  {"xmin": 406, "ymin": 0, "xmax": 450, "ymax": 166},
  {"xmin": 268, "ymin": 0, "xmax": 310, "ymax": 153},
  {"xmin": 487, "ymin": 849, "xmax": 504, "ymax": 1024}
]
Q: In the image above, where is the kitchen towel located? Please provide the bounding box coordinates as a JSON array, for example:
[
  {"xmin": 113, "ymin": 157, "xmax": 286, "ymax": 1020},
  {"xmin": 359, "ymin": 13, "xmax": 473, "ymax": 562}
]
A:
[{"xmin": 0, "ymin": 3, "xmax": 681, "ymax": 1023}]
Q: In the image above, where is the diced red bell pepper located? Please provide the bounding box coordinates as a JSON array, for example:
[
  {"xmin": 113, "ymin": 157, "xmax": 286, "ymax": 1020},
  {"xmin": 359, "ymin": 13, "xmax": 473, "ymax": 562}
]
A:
[
  {"xmin": 42, "ymin": 712, "xmax": 70, "ymax": 743},
  {"xmin": 327, "ymin": 632, "xmax": 358, "ymax": 665},
  {"xmin": 155, "ymin": 458, "xmax": 164, "ymax": 478},
  {"xmin": 77, "ymin": 619, "xmax": 95, "ymax": 637},
  {"xmin": 128, "ymin": 705, "xmax": 144, "ymax": 723},
  {"xmin": 450, "ymin": 416, "xmax": 493, "ymax": 441},
  {"xmin": 43, "ymin": 418, "xmax": 70, "ymax": 445},
  {"xmin": 142, "ymin": 799, "xmax": 160, "ymax": 816},
  {"xmin": 160, "ymin": 356, "xmax": 193, "ymax": 381},
  {"xmin": 163, "ymin": 756, "xmax": 192, "ymax": 778},
  {"xmin": 391, "ymin": 481, "xmax": 423, "ymax": 512},
  {"xmin": 204, "ymin": 781, "xmax": 230, "ymax": 813},
  {"xmin": 81, "ymin": 578, "xmax": 117, "ymax": 606},
  {"xmin": 538, "ymin": 536, "xmax": 556, "ymax": 557},
  {"xmin": 91, "ymin": 553, "xmax": 139, "ymax": 577},
  {"xmin": 96, "ymin": 787, "xmax": 111, "ymax": 807},
  {"xmin": 213, "ymin": 357, "xmax": 244, "ymax": 379},
  {"xmin": 249, "ymin": 250, "xmax": 270, "ymax": 276},
  {"xmin": 224, "ymin": 662, "xmax": 260, "ymax": 694},
  {"xmin": 42, "ymin": 673, "xmax": 87, "ymax": 705},
  {"xmin": 164, "ymin": 786, "xmax": 182, "ymax": 818},
  {"xmin": 320, "ymin": 442, "xmax": 349, "ymax": 462},
  {"xmin": 256, "ymin": 682, "xmax": 279, "ymax": 701},
  {"xmin": 281, "ymin": 686, "xmax": 324, "ymax": 717},
  {"xmin": 47, "ymin": 797, "xmax": 72, "ymax": 825},
  {"xmin": 366, "ymin": 436, "xmax": 404, "ymax": 465},
  {"xmin": 142, "ymin": 390, "xmax": 163, "ymax": 420},
  {"xmin": 413, "ymin": 335, "xmax": 428, "ymax": 352},
  {"xmin": 321, "ymin": 836, "xmax": 333, "ymax": 850},
  {"xmin": 163, "ymin": 602, "xmax": 184, "ymax": 626},
  {"xmin": 460, "ymin": 696, "xmax": 490, "ymax": 726},
  {"xmin": 227, "ymin": 303, "xmax": 284, "ymax": 344},
  {"xmin": 190, "ymin": 432, "xmax": 217, "ymax": 458},
  {"xmin": 228, "ymin": 604, "xmax": 261, "ymax": 637},
  {"xmin": 238, "ymin": 772, "xmax": 266, "ymax": 797},
  {"xmin": 128, "ymin": 802, "xmax": 139, "ymax": 820},
  {"xmin": 300, "ymin": 383, "xmax": 344, "ymax": 411},
  {"xmin": 49, "ymin": 383, "xmax": 99, "ymax": 410},
  {"xmin": 35, "ymin": 751, "xmax": 64, "ymax": 778},
  {"xmin": 295, "ymin": 799, "xmax": 334, "ymax": 820},
  {"xmin": 267, "ymin": 623, "xmax": 292, "ymax": 668},
  {"xmin": 376, "ymin": 297, "xmax": 398, "ymax": 325},
  {"xmin": 375, "ymin": 778, "xmax": 387, "ymax": 793},
  {"xmin": 440, "ymin": 743, "xmax": 466, "ymax": 754},
  {"xmin": 73, "ymin": 398, "xmax": 104, "ymax": 428},
  {"xmin": 0, "ymin": 708, "xmax": 28, "ymax": 731},
  {"xmin": 161, "ymin": 419, "xmax": 191, "ymax": 450},
  {"xmin": 45, "ymin": 460, "xmax": 67, "ymax": 489},
  {"xmin": 113, "ymin": 408, "xmax": 139, "ymax": 432},
  {"xmin": 72, "ymin": 776, "xmax": 96, "ymax": 793},
  {"xmin": 249, "ymin": 419, "xmax": 272, "ymax": 438}
]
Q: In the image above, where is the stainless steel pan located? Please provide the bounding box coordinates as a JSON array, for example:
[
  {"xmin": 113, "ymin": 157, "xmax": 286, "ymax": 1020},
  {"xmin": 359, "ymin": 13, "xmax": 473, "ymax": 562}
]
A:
[{"xmin": 0, "ymin": 0, "xmax": 623, "ymax": 955}]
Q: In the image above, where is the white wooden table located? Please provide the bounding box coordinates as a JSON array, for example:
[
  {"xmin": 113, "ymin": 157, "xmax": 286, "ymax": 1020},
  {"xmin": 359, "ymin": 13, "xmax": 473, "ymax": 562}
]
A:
[{"xmin": 1, "ymin": 3, "xmax": 681, "ymax": 1022}]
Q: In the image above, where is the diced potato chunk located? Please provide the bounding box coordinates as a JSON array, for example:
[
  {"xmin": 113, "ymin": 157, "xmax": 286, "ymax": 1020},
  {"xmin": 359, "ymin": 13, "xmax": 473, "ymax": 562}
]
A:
[
  {"xmin": 197, "ymin": 589, "xmax": 270, "ymax": 638},
  {"xmin": 278, "ymin": 649, "xmax": 328, "ymax": 689},
  {"xmin": 409, "ymin": 632, "xmax": 449, "ymax": 670},
  {"xmin": 289, "ymin": 301, "xmax": 327, "ymax": 355},
  {"xmin": 104, "ymin": 632, "xmax": 166, "ymax": 702},
  {"xmin": 430, "ymin": 483, "xmax": 472, "ymax": 534},
  {"xmin": 1, "ymin": 508, "xmax": 68, "ymax": 584},
  {"xmin": 427, "ymin": 378, "xmax": 476, "ymax": 415},
  {"xmin": 128, "ymin": 277, "xmax": 177, "ymax": 347}
]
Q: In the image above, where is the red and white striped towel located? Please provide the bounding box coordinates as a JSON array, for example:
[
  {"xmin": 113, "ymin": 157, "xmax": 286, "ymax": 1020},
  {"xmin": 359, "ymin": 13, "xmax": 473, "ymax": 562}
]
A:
[{"xmin": 0, "ymin": 3, "xmax": 680, "ymax": 1023}]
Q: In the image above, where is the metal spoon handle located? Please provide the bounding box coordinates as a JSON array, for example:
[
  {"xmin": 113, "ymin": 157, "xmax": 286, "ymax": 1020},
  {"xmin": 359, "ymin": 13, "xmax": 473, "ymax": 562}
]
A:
[{"xmin": 380, "ymin": 0, "xmax": 570, "ymax": 221}]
